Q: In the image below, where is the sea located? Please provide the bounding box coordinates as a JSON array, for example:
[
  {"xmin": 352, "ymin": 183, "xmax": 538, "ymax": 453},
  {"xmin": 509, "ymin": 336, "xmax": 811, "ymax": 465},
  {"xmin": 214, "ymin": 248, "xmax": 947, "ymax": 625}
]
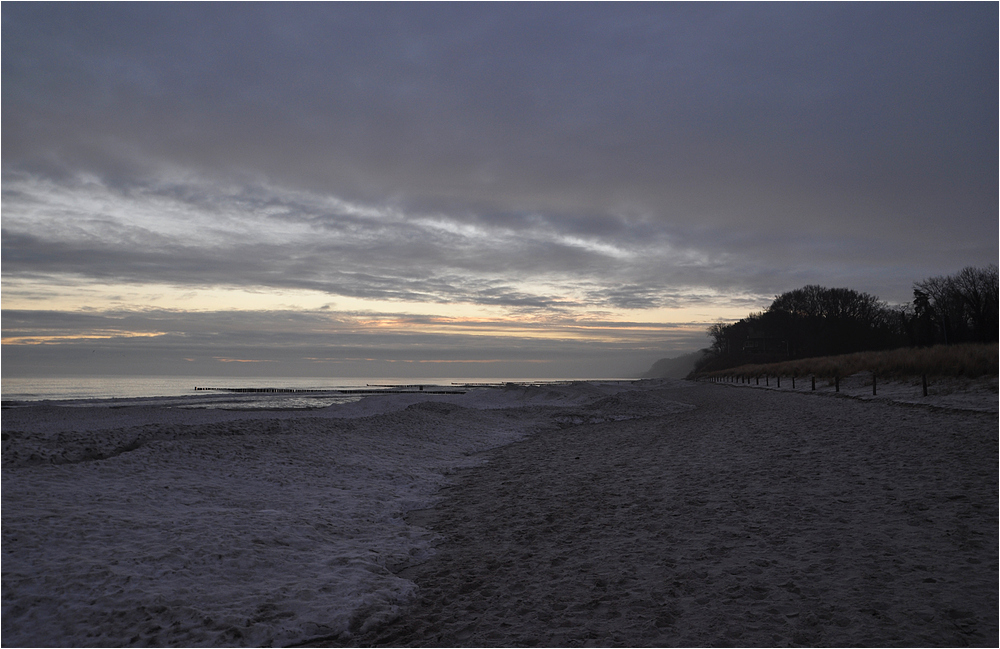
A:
[{"xmin": 0, "ymin": 375, "xmax": 612, "ymax": 409}]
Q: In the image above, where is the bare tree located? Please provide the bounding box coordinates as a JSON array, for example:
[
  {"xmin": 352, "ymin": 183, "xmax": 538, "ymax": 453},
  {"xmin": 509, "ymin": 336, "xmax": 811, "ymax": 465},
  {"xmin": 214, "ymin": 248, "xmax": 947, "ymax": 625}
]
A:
[{"xmin": 913, "ymin": 265, "xmax": 999, "ymax": 344}]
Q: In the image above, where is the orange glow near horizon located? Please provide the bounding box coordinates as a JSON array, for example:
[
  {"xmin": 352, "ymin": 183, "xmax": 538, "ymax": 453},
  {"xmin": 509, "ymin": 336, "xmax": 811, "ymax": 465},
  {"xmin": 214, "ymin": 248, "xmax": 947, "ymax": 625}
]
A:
[
  {"xmin": 212, "ymin": 357, "xmax": 279, "ymax": 363},
  {"xmin": 1, "ymin": 332, "xmax": 168, "ymax": 345},
  {"xmin": 2, "ymin": 276, "xmax": 762, "ymax": 323},
  {"xmin": 1, "ymin": 276, "xmax": 752, "ymax": 355},
  {"xmin": 1, "ymin": 310, "xmax": 716, "ymax": 347}
]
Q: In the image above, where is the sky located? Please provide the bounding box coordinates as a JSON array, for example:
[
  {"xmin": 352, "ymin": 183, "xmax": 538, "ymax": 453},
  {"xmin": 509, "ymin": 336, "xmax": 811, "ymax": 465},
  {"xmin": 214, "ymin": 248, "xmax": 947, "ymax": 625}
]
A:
[{"xmin": 2, "ymin": 3, "xmax": 997, "ymax": 379}]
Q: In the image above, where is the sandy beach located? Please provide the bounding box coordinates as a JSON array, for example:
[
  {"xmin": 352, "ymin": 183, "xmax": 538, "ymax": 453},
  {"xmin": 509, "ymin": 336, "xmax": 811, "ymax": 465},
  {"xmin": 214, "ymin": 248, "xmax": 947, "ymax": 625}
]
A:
[
  {"xmin": 3, "ymin": 379, "xmax": 997, "ymax": 647},
  {"xmin": 329, "ymin": 381, "xmax": 998, "ymax": 647}
]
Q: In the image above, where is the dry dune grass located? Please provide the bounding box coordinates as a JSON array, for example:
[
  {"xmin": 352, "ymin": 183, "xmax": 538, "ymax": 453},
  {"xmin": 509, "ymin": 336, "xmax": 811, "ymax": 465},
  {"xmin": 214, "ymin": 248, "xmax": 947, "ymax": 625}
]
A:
[{"xmin": 699, "ymin": 343, "xmax": 998, "ymax": 379}]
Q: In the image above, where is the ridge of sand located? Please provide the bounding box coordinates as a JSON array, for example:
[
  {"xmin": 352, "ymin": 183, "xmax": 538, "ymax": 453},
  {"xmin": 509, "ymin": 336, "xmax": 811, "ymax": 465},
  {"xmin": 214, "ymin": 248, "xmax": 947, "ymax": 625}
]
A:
[{"xmin": 329, "ymin": 383, "xmax": 998, "ymax": 647}]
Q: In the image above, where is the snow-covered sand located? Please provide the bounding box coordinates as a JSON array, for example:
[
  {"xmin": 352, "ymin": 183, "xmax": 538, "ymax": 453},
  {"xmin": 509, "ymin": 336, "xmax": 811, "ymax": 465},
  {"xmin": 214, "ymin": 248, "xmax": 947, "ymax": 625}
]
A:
[
  {"xmin": 3, "ymin": 379, "xmax": 996, "ymax": 647},
  {"xmin": 2, "ymin": 381, "xmax": 657, "ymax": 647}
]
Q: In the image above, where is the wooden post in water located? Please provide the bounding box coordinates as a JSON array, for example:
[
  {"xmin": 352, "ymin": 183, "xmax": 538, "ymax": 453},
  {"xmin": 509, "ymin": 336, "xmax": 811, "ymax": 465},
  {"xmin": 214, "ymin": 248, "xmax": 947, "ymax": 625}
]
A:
[
  {"xmin": 835, "ymin": 375, "xmax": 839, "ymax": 392},
  {"xmin": 811, "ymin": 376, "xmax": 816, "ymax": 391},
  {"xmin": 765, "ymin": 374, "xmax": 769, "ymax": 386},
  {"xmin": 792, "ymin": 375, "xmax": 796, "ymax": 389},
  {"xmin": 922, "ymin": 374, "xmax": 928, "ymax": 397},
  {"xmin": 777, "ymin": 375, "xmax": 781, "ymax": 388},
  {"xmin": 872, "ymin": 373, "xmax": 877, "ymax": 396}
]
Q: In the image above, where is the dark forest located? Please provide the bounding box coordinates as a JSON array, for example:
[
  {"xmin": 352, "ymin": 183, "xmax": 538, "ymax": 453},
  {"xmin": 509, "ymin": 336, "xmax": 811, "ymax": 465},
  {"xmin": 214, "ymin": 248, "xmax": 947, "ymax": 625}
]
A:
[{"xmin": 697, "ymin": 265, "xmax": 998, "ymax": 373}]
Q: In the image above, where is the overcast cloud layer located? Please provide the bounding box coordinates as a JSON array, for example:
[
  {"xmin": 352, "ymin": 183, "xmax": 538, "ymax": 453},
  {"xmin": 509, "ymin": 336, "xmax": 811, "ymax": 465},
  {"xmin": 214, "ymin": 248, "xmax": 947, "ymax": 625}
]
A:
[{"xmin": 2, "ymin": 3, "xmax": 997, "ymax": 378}]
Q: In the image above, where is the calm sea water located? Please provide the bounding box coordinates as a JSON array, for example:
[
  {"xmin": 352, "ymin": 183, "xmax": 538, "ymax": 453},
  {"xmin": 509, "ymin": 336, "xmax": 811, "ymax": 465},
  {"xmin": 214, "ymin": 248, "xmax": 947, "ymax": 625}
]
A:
[{"xmin": 0, "ymin": 376, "xmax": 608, "ymax": 409}]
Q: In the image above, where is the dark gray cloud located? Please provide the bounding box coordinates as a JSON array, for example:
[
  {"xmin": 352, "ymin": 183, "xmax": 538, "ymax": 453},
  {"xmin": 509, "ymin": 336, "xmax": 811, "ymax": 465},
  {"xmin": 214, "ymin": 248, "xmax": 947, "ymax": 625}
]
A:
[{"xmin": 2, "ymin": 3, "xmax": 997, "ymax": 376}]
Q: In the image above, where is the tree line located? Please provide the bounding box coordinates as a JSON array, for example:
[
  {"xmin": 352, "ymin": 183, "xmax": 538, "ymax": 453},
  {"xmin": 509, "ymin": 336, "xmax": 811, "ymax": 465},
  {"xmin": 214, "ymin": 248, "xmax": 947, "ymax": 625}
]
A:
[{"xmin": 697, "ymin": 265, "xmax": 998, "ymax": 373}]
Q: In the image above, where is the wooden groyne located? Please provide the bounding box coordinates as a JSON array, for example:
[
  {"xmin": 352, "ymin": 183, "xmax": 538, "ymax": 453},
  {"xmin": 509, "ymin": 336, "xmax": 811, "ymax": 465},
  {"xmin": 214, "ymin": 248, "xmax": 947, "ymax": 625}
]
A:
[{"xmin": 194, "ymin": 387, "xmax": 465, "ymax": 395}]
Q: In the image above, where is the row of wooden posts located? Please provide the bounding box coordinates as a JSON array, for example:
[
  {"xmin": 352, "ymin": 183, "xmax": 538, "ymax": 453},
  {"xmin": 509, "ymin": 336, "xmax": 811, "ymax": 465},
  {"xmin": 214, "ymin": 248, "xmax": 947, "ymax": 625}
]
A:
[{"xmin": 707, "ymin": 372, "xmax": 931, "ymax": 397}]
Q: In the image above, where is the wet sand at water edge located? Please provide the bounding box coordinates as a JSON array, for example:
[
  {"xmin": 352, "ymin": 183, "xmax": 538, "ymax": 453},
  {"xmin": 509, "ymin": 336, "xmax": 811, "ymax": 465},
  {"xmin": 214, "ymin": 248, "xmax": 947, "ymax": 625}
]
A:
[{"xmin": 320, "ymin": 381, "xmax": 997, "ymax": 647}]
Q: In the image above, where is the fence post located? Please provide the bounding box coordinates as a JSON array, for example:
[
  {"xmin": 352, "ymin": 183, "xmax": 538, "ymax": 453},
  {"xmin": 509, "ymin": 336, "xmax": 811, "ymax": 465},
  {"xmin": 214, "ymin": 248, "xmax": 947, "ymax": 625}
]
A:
[
  {"xmin": 872, "ymin": 373, "xmax": 877, "ymax": 396},
  {"xmin": 792, "ymin": 375, "xmax": 796, "ymax": 389},
  {"xmin": 835, "ymin": 375, "xmax": 839, "ymax": 392},
  {"xmin": 777, "ymin": 375, "xmax": 781, "ymax": 388},
  {"xmin": 765, "ymin": 374, "xmax": 769, "ymax": 386},
  {"xmin": 922, "ymin": 374, "xmax": 928, "ymax": 397}
]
